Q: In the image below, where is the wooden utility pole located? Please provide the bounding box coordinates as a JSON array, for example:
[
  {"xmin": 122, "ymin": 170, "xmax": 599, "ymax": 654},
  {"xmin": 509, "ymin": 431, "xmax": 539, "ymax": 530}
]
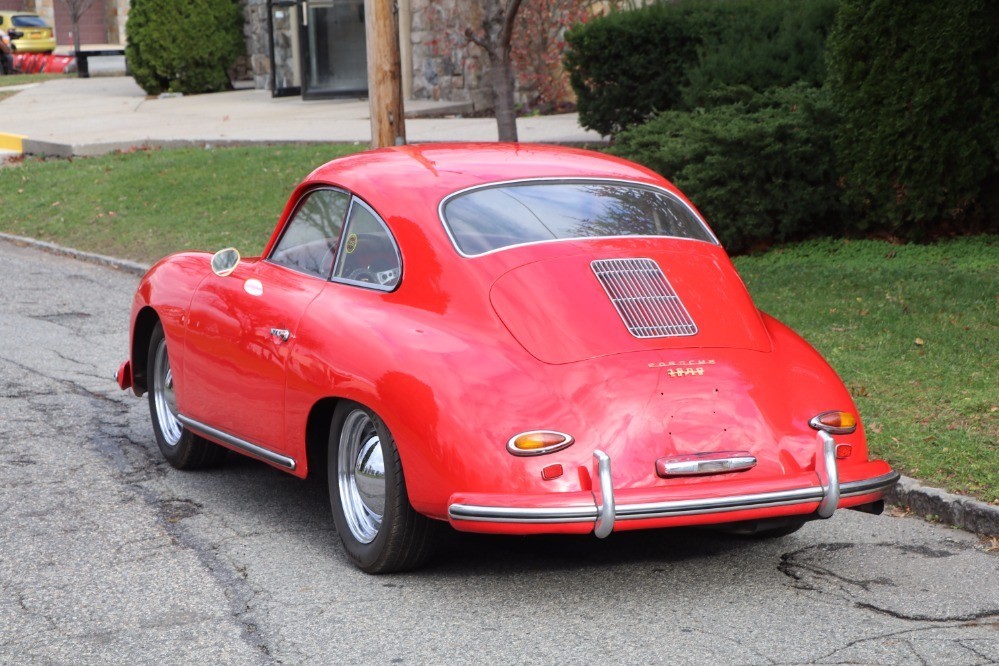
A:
[{"xmin": 365, "ymin": 0, "xmax": 407, "ymax": 148}]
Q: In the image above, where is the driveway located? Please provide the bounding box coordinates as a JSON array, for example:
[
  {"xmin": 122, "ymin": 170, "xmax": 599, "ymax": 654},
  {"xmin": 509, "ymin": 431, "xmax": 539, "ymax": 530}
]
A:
[{"xmin": 0, "ymin": 239, "xmax": 996, "ymax": 664}]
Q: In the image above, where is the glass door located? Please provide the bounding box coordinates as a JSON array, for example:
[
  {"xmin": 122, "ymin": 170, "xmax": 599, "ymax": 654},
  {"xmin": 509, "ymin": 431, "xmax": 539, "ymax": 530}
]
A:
[
  {"xmin": 301, "ymin": 0, "xmax": 369, "ymax": 99},
  {"xmin": 269, "ymin": 0, "xmax": 302, "ymax": 97}
]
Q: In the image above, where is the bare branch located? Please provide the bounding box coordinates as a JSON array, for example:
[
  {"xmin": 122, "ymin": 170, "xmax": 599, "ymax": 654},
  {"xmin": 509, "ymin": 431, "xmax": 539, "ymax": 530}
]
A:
[
  {"xmin": 502, "ymin": 0, "xmax": 525, "ymax": 42},
  {"xmin": 464, "ymin": 27, "xmax": 495, "ymax": 57},
  {"xmin": 60, "ymin": 0, "xmax": 97, "ymax": 23}
]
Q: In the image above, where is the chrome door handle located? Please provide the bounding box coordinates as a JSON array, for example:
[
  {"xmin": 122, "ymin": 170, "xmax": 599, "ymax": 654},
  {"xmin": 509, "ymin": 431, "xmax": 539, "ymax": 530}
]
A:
[{"xmin": 270, "ymin": 328, "xmax": 290, "ymax": 342}]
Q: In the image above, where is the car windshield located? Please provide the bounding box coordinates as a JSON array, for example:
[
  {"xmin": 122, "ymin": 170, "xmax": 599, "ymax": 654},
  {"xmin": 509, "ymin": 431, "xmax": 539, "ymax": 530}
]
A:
[
  {"xmin": 13, "ymin": 16, "xmax": 47, "ymax": 27},
  {"xmin": 441, "ymin": 181, "xmax": 716, "ymax": 256}
]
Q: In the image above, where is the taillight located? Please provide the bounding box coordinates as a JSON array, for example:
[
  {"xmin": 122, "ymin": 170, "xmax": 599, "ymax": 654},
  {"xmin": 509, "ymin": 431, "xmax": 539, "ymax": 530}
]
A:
[
  {"xmin": 507, "ymin": 431, "xmax": 574, "ymax": 456},
  {"xmin": 809, "ymin": 411, "xmax": 858, "ymax": 434}
]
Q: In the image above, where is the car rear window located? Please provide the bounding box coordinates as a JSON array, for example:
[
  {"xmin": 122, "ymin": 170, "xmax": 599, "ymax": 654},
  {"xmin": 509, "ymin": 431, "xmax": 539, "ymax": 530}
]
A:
[
  {"xmin": 13, "ymin": 16, "xmax": 48, "ymax": 27},
  {"xmin": 441, "ymin": 180, "xmax": 716, "ymax": 256}
]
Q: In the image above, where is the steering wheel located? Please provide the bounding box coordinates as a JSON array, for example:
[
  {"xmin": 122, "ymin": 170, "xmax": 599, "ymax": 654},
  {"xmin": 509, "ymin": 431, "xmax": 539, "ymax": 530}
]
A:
[{"xmin": 348, "ymin": 267, "xmax": 378, "ymax": 283}]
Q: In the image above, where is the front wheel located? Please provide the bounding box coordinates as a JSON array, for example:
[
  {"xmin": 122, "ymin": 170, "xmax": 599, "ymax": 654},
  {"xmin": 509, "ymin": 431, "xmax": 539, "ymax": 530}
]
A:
[
  {"xmin": 328, "ymin": 401, "xmax": 437, "ymax": 573},
  {"xmin": 147, "ymin": 322, "xmax": 226, "ymax": 469}
]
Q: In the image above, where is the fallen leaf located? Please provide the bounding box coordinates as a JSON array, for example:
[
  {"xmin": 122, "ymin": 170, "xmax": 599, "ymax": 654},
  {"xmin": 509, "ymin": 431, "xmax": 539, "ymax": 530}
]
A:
[{"xmin": 915, "ymin": 338, "xmax": 925, "ymax": 346}]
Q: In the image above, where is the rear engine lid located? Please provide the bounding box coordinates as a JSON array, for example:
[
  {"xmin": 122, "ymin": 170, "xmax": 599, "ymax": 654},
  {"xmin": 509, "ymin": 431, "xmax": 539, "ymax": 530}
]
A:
[{"xmin": 489, "ymin": 247, "xmax": 771, "ymax": 364}]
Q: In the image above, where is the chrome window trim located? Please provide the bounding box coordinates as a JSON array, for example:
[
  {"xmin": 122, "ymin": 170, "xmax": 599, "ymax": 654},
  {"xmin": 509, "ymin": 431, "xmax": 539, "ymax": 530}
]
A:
[
  {"xmin": 329, "ymin": 197, "xmax": 403, "ymax": 293},
  {"xmin": 265, "ymin": 188, "xmax": 403, "ymax": 292},
  {"xmin": 265, "ymin": 185, "xmax": 351, "ymax": 280},
  {"xmin": 177, "ymin": 414, "xmax": 297, "ymax": 470},
  {"xmin": 437, "ymin": 177, "xmax": 720, "ymax": 258}
]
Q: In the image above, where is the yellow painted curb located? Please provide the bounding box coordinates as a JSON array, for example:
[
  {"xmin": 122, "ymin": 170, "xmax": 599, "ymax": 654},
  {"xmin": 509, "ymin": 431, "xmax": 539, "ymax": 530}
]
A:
[{"xmin": 0, "ymin": 132, "xmax": 26, "ymax": 153}]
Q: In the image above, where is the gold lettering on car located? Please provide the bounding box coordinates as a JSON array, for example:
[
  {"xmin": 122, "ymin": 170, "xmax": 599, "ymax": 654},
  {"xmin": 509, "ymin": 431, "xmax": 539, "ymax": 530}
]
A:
[
  {"xmin": 665, "ymin": 367, "xmax": 705, "ymax": 378},
  {"xmin": 648, "ymin": 359, "xmax": 715, "ymax": 368}
]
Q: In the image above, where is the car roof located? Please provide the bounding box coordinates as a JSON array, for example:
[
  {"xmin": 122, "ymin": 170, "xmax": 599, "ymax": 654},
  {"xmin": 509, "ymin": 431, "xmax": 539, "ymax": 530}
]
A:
[{"xmin": 304, "ymin": 143, "xmax": 676, "ymax": 205}]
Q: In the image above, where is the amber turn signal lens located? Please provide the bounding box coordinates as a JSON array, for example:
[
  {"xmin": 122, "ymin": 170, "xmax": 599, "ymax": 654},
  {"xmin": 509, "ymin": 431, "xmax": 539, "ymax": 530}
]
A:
[
  {"xmin": 809, "ymin": 411, "xmax": 858, "ymax": 435},
  {"xmin": 507, "ymin": 431, "xmax": 574, "ymax": 456}
]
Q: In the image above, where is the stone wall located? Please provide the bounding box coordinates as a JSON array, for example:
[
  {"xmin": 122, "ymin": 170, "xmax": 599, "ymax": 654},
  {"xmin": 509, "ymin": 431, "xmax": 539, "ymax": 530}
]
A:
[
  {"xmin": 106, "ymin": 0, "xmax": 128, "ymax": 45},
  {"xmin": 233, "ymin": 0, "xmax": 495, "ymax": 103},
  {"xmin": 241, "ymin": 0, "xmax": 269, "ymax": 87},
  {"xmin": 409, "ymin": 0, "xmax": 493, "ymax": 109}
]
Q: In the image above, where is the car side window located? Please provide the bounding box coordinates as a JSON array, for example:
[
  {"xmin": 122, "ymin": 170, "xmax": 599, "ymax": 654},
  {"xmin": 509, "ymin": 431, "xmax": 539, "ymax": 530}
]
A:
[
  {"xmin": 269, "ymin": 188, "xmax": 350, "ymax": 279},
  {"xmin": 332, "ymin": 199, "xmax": 402, "ymax": 290}
]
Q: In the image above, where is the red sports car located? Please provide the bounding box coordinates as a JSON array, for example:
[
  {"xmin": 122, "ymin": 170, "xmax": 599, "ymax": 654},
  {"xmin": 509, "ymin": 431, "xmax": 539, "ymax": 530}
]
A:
[{"xmin": 116, "ymin": 144, "xmax": 898, "ymax": 573}]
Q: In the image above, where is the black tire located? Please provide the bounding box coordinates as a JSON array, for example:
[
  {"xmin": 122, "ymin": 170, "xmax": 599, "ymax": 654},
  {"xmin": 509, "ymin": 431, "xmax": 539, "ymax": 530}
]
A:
[
  {"xmin": 147, "ymin": 322, "xmax": 227, "ymax": 469},
  {"xmin": 328, "ymin": 401, "xmax": 437, "ymax": 573}
]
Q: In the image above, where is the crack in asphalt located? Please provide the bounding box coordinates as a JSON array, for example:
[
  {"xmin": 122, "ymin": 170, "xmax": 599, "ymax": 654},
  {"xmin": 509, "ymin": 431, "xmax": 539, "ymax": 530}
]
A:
[
  {"xmin": 854, "ymin": 603, "xmax": 999, "ymax": 624},
  {"xmin": 779, "ymin": 542, "xmax": 999, "ymax": 627},
  {"xmin": 778, "ymin": 543, "xmax": 897, "ymax": 593},
  {"xmin": 0, "ymin": 352, "xmax": 275, "ymax": 662},
  {"xmin": 801, "ymin": 623, "xmax": 999, "ymax": 666}
]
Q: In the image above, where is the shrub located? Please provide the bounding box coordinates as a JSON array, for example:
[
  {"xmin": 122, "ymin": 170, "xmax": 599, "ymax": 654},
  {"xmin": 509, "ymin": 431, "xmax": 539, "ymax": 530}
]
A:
[
  {"xmin": 827, "ymin": 0, "xmax": 999, "ymax": 236},
  {"xmin": 680, "ymin": 0, "xmax": 838, "ymax": 109},
  {"xmin": 564, "ymin": 0, "xmax": 838, "ymax": 135},
  {"xmin": 610, "ymin": 85, "xmax": 842, "ymax": 253},
  {"xmin": 564, "ymin": 4, "xmax": 699, "ymax": 135},
  {"xmin": 126, "ymin": 0, "xmax": 244, "ymax": 95}
]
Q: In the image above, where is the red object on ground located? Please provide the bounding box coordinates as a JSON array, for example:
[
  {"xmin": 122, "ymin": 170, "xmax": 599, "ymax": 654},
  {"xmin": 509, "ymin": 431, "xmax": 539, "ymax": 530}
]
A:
[{"xmin": 44, "ymin": 54, "xmax": 73, "ymax": 73}]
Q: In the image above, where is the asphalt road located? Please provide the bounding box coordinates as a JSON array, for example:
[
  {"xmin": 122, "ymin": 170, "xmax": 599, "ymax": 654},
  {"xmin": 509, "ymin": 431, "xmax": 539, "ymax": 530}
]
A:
[{"xmin": 1, "ymin": 239, "xmax": 997, "ymax": 665}]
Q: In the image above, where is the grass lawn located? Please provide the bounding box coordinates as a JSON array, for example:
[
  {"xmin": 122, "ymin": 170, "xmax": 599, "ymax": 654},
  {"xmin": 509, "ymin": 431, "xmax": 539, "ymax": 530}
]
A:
[
  {"xmin": 0, "ymin": 73, "xmax": 72, "ymax": 88},
  {"xmin": 2, "ymin": 146, "xmax": 996, "ymax": 503},
  {"xmin": 0, "ymin": 144, "xmax": 364, "ymax": 263},
  {"xmin": 735, "ymin": 238, "xmax": 998, "ymax": 503}
]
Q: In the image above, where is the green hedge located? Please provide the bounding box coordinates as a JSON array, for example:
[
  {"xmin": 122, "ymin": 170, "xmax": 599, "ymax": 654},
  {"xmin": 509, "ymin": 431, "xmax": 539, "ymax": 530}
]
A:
[
  {"xmin": 126, "ymin": 0, "xmax": 244, "ymax": 95},
  {"xmin": 564, "ymin": 5, "xmax": 698, "ymax": 136},
  {"xmin": 610, "ymin": 85, "xmax": 842, "ymax": 253},
  {"xmin": 827, "ymin": 0, "xmax": 999, "ymax": 236},
  {"xmin": 564, "ymin": 0, "xmax": 837, "ymax": 136}
]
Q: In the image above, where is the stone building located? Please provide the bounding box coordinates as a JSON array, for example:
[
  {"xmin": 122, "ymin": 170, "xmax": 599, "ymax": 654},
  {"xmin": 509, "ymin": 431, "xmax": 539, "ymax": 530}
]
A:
[
  {"xmin": 0, "ymin": 0, "xmax": 494, "ymax": 108},
  {"xmin": 0, "ymin": 0, "xmax": 129, "ymax": 47},
  {"xmin": 243, "ymin": 0, "xmax": 492, "ymax": 106}
]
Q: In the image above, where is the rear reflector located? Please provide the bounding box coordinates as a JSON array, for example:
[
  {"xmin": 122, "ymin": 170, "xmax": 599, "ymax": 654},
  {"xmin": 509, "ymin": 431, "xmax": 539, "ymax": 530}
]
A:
[{"xmin": 541, "ymin": 464, "xmax": 563, "ymax": 481}]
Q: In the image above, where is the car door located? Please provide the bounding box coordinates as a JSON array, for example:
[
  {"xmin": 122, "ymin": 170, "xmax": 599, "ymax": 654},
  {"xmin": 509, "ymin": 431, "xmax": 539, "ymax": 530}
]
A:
[{"xmin": 180, "ymin": 188, "xmax": 351, "ymax": 458}]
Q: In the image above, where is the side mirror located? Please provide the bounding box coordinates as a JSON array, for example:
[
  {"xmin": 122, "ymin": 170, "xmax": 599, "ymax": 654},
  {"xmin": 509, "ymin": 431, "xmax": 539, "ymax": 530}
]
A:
[{"xmin": 210, "ymin": 247, "xmax": 241, "ymax": 277}]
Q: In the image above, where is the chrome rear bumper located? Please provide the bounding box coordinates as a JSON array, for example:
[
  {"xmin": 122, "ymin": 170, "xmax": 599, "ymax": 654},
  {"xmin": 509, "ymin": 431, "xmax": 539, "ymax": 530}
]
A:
[{"xmin": 448, "ymin": 433, "xmax": 900, "ymax": 536}]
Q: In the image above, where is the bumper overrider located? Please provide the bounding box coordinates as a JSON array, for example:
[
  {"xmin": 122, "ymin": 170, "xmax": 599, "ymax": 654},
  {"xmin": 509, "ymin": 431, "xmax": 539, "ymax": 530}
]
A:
[{"xmin": 448, "ymin": 432, "xmax": 900, "ymax": 536}]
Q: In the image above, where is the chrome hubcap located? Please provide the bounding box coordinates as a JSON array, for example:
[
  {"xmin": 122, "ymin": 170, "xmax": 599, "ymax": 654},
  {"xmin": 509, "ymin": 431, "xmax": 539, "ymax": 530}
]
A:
[
  {"xmin": 152, "ymin": 338, "xmax": 182, "ymax": 447},
  {"xmin": 337, "ymin": 410, "xmax": 385, "ymax": 544}
]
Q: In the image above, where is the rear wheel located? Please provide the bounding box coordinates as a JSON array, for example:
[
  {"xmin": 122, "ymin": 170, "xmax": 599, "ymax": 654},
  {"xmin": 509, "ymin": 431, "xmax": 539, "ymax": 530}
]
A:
[
  {"xmin": 328, "ymin": 401, "xmax": 437, "ymax": 573},
  {"xmin": 147, "ymin": 322, "xmax": 226, "ymax": 469}
]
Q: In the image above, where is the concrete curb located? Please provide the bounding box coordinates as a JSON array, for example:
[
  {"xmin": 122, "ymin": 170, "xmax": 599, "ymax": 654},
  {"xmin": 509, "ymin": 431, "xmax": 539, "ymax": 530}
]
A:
[
  {"xmin": 2, "ymin": 231, "xmax": 997, "ymax": 537},
  {"xmin": 0, "ymin": 233, "xmax": 150, "ymax": 276},
  {"xmin": 886, "ymin": 475, "xmax": 999, "ymax": 537}
]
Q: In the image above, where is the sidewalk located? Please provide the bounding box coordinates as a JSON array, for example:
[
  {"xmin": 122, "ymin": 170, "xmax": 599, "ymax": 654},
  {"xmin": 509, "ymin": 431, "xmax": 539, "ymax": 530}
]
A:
[{"xmin": 0, "ymin": 77, "xmax": 604, "ymax": 158}]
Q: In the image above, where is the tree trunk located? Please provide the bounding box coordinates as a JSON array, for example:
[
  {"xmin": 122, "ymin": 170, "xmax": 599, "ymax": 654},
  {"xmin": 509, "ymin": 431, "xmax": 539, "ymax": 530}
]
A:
[
  {"xmin": 72, "ymin": 19, "xmax": 81, "ymax": 55},
  {"xmin": 466, "ymin": 0, "xmax": 523, "ymax": 143},
  {"xmin": 490, "ymin": 45, "xmax": 518, "ymax": 142}
]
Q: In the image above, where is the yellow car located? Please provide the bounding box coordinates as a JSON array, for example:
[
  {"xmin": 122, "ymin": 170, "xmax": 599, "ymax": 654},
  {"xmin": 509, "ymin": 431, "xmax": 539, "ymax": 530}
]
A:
[{"xmin": 0, "ymin": 11, "xmax": 56, "ymax": 54}]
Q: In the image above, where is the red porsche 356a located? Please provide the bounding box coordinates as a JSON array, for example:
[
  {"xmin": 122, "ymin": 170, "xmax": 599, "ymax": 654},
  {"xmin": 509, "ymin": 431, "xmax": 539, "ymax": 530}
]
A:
[{"xmin": 116, "ymin": 144, "xmax": 898, "ymax": 573}]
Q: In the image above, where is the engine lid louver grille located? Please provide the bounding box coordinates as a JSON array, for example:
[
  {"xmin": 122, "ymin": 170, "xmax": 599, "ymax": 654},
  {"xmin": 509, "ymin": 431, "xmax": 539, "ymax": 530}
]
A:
[{"xmin": 591, "ymin": 258, "xmax": 697, "ymax": 339}]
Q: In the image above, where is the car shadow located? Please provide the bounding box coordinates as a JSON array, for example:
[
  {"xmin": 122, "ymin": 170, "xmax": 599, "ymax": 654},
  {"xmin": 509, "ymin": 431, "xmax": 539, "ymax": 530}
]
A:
[{"xmin": 205, "ymin": 454, "xmax": 777, "ymax": 576}]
